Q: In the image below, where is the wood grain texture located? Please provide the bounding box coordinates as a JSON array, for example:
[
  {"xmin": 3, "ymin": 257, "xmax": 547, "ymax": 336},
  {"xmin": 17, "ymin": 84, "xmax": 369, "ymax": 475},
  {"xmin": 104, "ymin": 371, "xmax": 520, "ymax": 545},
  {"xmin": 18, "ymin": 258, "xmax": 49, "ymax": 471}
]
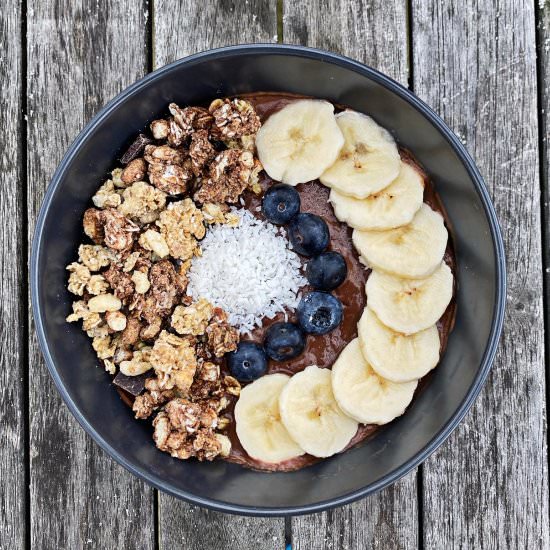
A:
[
  {"xmin": 152, "ymin": 2, "xmax": 283, "ymax": 548},
  {"xmin": 539, "ymin": 0, "xmax": 550, "ymax": 466},
  {"xmin": 153, "ymin": 0, "xmax": 278, "ymax": 68},
  {"xmin": 284, "ymin": 2, "xmax": 419, "ymax": 549},
  {"xmin": 159, "ymin": 504, "xmax": 285, "ymax": 550},
  {"xmin": 283, "ymin": 0, "xmax": 409, "ymax": 85},
  {"xmin": 0, "ymin": 2, "xmax": 25, "ymax": 549},
  {"xmin": 291, "ymin": 477, "xmax": 418, "ymax": 550},
  {"xmin": 412, "ymin": 1, "xmax": 549, "ymax": 548},
  {"xmin": 26, "ymin": 1, "xmax": 156, "ymax": 548}
]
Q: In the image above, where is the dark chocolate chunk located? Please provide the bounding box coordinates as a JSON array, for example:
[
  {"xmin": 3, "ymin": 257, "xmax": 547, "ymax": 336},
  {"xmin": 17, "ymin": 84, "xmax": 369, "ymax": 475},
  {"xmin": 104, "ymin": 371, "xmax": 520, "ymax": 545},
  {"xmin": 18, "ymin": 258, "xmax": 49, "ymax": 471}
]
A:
[
  {"xmin": 120, "ymin": 133, "xmax": 153, "ymax": 164},
  {"xmin": 113, "ymin": 371, "xmax": 152, "ymax": 396},
  {"xmin": 210, "ymin": 139, "xmax": 226, "ymax": 152}
]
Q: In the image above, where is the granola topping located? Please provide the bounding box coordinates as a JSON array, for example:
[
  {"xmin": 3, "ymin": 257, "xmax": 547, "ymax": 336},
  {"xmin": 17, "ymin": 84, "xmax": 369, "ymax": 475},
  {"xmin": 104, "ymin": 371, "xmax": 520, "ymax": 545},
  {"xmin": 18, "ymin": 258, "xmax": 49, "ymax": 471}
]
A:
[
  {"xmin": 103, "ymin": 209, "xmax": 140, "ymax": 251},
  {"xmin": 169, "ymin": 118, "xmax": 188, "ymax": 147},
  {"xmin": 119, "ymin": 348, "xmax": 153, "ymax": 377},
  {"xmin": 133, "ymin": 377, "xmax": 175, "ymax": 419},
  {"xmin": 88, "ymin": 293, "xmax": 122, "ymax": 313},
  {"xmin": 105, "ymin": 310, "xmax": 127, "ymax": 332},
  {"xmin": 78, "ymin": 244, "xmax": 113, "ymax": 271},
  {"xmin": 66, "ymin": 262, "xmax": 91, "ymax": 296},
  {"xmin": 201, "ymin": 202, "xmax": 230, "ymax": 225},
  {"xmin": 118, "ymin": 181, "xmax": 167, "ymax": 224},
  {"xmin": 150, "ymin": 119, "xmax": 170, "ymax": 140},
  {"xmin": 171, "ymin": 297, "xmax": 213, "ymax": 336},
  {"xmin": 156, "ymin": 199, "xmax": 205, "ymax": 260},
  {"xmin": 194, "ymin": 149, "xmax": 260, "ymax": 204},
  {"xmin": 65, "ymin": 96, "xmax": 263, "ymax": 465},
  {"xmin": 189, "ymin": 129, "xmax": 216, "ymax": 176},
  {"xmin": 87, "ymin": 274, "xmax": 109, "ymax": 296},
  {"xmin": 83, "ymin": 208, "xmax": 105, "ymax": 243},
  {"xmin": 150, "ymin": 330, "xmax": 197, "ymax": 392},
  {"xmin": 111, "ymin": 168, "xmax": 125, "ymax": 188},
  {"xmin": 121, "ymin": 315, "xmax": 142, "ymax": 347},
  {"xmin": 104, "ymin": 264, "xmax": 135, "ymax": 301},
  {"xmin": 144, "ymin": 144, "xmax": 193, "ymax": 195},
  {"xmin": 169, "ymin": 103, "xmax": 213, "ymax": 136},
  {"xmin": 149, "ymin": 161, "xmax": 193, "ymax": 195},
  {"xmin": 208, "ymin": 98, "xmax": 261, "ymax": 140},
  {"xmin": 206, "ymin": 309, "xmax": 240, "ymax": 357},
  {"xmin": 144, "ymin": 144, "xmax": 186, "ymax": 165},
  {"xmin": 121, "ymin": 158, "xmax": 147, "ymax": 185},
  {"xmin": 131, "ymin": 270, "xmax": 150, "ymax": 294},
  {"xmin": 122, "ymin": 251, "xmax": 142, "ymax": 273},
  {"xmin": 92, "ymin": 180, "xmax": 122, "ymax": 209},
  {"xmin": 139, "ymin": 229, "xmax": 170, "ymax": 258},
  {"xmin": 92, "ymin": 334, "xmax": 116, "ymax": 360}
]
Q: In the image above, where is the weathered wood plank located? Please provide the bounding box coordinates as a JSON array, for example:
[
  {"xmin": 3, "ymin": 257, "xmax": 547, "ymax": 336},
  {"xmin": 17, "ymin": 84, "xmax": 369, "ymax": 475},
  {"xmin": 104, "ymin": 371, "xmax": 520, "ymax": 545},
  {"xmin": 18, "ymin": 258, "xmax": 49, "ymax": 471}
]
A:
[
  {"xmin": 159, "ymin": 503, "xmax": 285, "ymax": 550},
  {"xmin": 153, "ymin": 2, "xmax": 283, "ymax": 548},
  {"xmin": 283, "ymin": 0, "xmax": 409, "ymax": 84},
  {"xmin": 412, "ymin": 1, "xmax": 549, "ymax": 548},
  {"xmin": 27, "ymin": 1, "xmax": 156, "ymax": 548},
  {"xmin": 290, "ymin": 474, "xmax": 418, "ymax": 550},
  {"xmin": 539, "ymin": 0, "xmax": 550, "ymax": 464},
  {"xmin": 284, "ymin": 2, "xmax": 419, "ymax": 549},
  {"xmin": 153, "ymin": 0, "xmax": 277, "ymax": 68},
  {"xmin": 0, "ymin": 2, "xmax": 25, "ymax": 549}
]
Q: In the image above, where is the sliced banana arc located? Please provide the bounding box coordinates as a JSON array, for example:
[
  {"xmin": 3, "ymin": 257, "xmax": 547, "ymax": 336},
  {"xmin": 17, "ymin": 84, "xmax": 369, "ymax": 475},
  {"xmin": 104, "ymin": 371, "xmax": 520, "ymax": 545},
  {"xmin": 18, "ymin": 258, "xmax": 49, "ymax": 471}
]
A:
[
  {"xmin": 320, "ymin": 110, "xmax": 401, "ymax": 199},
  {"xmin": 235, "ymin": 373, "xmax": 305, "ymax": 464},
  {"xmin": 255, "ymin": 99, "xmax": 344, "ymax": 186},
  {"xmin": 332, "ymin": 339, "xmax": 418, "ymax": 425},
  {"xmin": 329, "ymin": 161, "xmax": 424, "ymax": 231},
  {"xmin": 352, "ymin": 204, "xmax": 448, "ymax": 279},
  {"xmin": 279, "ymin": 365, "xmax": 358, "ymax": 458},
  {"xmin": 358, "ymin": 307, "xmax": 440, "ymax": 383},
  {"xmin": 366, "ymin": 262, "xmax": 454, "ymax": 335}
]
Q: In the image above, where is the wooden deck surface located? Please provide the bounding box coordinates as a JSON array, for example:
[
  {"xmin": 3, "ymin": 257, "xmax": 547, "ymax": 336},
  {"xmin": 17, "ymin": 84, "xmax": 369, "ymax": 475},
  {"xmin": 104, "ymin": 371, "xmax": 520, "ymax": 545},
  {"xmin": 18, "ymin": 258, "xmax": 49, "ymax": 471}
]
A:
[{"xmin": 1, "ymin": 0, "xmax": 548, "ymax": 548}]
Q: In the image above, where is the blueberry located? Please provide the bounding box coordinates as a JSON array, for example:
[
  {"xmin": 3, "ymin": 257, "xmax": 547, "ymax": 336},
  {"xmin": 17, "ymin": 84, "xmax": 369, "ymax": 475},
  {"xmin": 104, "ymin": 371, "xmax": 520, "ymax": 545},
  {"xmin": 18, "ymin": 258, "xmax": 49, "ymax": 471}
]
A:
[
  {"xmin": 264, "ymin": 322, "xmax": 306, "ymax": 361},
  {"xmin": 306, "ymin": 251, "xmax": 348, "ymax": 291},
  {"xmin": 288, "ymin": 213, "xmax": 330, "ymax": 256},
  {"xmin": 227, "ymin": 341, "xmax": 268, "ymax": 381},
  {"xmin": 262, "ymin": 184, "xmax": 301, "ymax": 225},
  {"xmin": 297, "ymin": 291, "xmax": 343, "ymax": 335}
]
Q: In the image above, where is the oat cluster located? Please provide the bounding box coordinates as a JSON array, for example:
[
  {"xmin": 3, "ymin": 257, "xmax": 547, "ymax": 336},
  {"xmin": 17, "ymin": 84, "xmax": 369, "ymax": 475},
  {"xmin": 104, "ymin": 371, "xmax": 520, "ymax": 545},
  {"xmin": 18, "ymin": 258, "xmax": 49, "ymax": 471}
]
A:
[{"xmin": 66, "ymin": 98, "xmax": 263, "ymax": 461}]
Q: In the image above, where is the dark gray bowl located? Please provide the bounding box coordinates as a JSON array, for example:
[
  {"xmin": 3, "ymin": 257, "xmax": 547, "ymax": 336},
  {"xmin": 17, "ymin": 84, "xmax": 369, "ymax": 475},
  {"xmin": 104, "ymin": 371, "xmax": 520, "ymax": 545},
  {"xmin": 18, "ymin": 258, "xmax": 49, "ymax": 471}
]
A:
[{"xmin": 31, "ymin": 44, "xmax": 506, "ymax": 516}]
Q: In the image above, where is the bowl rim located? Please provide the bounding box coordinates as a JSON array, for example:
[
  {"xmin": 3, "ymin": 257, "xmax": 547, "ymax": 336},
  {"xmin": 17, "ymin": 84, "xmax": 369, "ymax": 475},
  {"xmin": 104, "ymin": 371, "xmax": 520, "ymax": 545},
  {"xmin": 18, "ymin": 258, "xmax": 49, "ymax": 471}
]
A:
[{"xmin": 31, "ymin": 43, "xmax": 506, "ymax": 516}]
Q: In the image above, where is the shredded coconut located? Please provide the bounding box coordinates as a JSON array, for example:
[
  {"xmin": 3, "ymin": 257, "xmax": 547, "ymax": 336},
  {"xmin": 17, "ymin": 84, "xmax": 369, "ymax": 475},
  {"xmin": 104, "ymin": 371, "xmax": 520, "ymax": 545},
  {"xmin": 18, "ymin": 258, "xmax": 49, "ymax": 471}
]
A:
[{"xmin": 187, "ymin": 209, "xmax": 306, "ymax": 333}]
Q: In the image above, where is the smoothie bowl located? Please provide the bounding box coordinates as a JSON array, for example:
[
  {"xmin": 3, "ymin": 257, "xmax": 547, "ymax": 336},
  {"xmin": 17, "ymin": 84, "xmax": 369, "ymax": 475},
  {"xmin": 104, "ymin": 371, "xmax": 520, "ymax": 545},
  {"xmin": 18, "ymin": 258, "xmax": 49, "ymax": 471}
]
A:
[{"xmin": 31, "ymin": 44, "xmax": 505, "ymax": 515}]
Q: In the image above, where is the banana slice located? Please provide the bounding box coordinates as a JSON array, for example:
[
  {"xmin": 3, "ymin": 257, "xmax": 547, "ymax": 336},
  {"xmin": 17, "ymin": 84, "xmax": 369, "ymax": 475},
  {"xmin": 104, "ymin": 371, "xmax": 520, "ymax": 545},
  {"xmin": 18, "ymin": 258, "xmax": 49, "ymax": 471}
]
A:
[
  {"xmin": 235, "ymin": 373, "xmax": 305, "ymax": 464},
  {"xmin": 358, "ymin": 307, "xmax": 440, "ymax": 383},
  {"xmin": 329, "ymin": 161, "xmax": 424, "ymax": 231},
  {"xmin": 320, "ymin": 110, "xmax": 400, "ymax": 199},
  {"xmin": 352, "ymin": 204, "xmax": 448, "ymax": 279},
  {"xmin": 366, "ymin": 262, "xmax": 454, "ymax": 334},
  {"xmin": 279, "ymin": 365, "xmax": 358, "ymax": 458},
  {"xmin": 331, "ymin": 339, "xmax": 418, "ymax": 425},
  {"xmin": 255, "ymin": 100, "xmax": 344, "ymax": 186}
]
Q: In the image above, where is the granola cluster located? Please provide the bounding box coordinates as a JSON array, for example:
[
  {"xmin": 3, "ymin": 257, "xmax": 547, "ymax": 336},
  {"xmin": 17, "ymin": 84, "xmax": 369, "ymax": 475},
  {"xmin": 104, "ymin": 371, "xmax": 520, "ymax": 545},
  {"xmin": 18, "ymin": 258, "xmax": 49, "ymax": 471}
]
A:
[
  {"xmin": 147, "ymin": 99, "xmax": 262, "ymax": 203},
  {"xmin": 66, "ymin": 97, "xmax": 263, "ymax": 462}
]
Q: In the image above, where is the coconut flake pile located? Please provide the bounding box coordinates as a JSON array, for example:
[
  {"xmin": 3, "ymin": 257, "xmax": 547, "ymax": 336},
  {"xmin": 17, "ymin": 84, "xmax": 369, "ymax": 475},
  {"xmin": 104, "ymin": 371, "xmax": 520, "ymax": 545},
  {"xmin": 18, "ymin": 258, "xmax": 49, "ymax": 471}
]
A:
[{"xmin": 187, "ymin": 209, "xmax": 307, "ymax": 333}]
